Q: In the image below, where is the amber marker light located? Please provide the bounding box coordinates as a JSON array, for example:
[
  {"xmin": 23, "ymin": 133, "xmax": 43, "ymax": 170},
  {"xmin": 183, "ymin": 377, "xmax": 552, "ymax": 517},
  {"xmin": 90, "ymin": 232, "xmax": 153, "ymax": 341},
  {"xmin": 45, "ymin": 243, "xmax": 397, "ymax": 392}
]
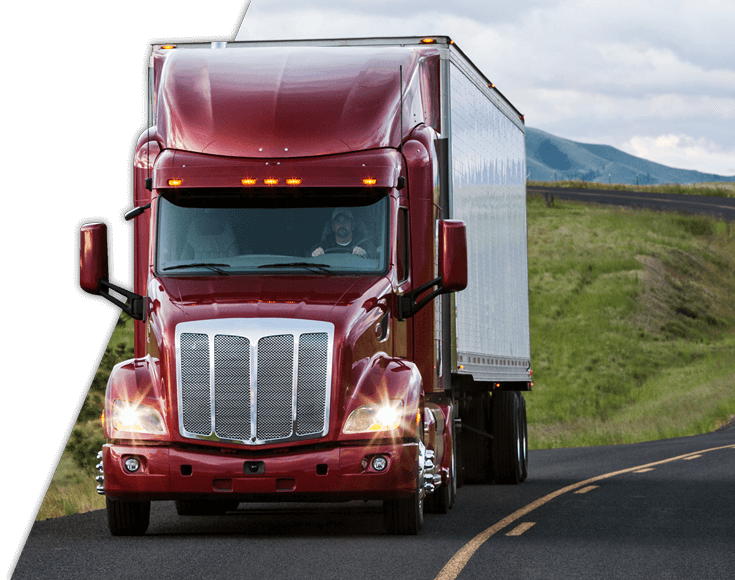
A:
[
  {"xmin": 363, "ymin": 178, "xmax": 377, "ymax": 185},
  {"xmin": 420, "ymin": 38, "xmax": 437, "ymax": 44},
  {"xmin": 286, "ymin": 178, "xmax": 302, "ymax": 185},
  {"xmin": 168, "ymin": 179, "xmax": 182, "ymax": 186},
  {"xmin": 161, "ymin": 45, "xmax": 176, "ymax": 50},
  {"xmin": 241, "ymin": 178, "xmax": 257, "ymax": 185},
  {"xmin": 264, "ymin": 178, "xmax": 279, "ymax": 185}
]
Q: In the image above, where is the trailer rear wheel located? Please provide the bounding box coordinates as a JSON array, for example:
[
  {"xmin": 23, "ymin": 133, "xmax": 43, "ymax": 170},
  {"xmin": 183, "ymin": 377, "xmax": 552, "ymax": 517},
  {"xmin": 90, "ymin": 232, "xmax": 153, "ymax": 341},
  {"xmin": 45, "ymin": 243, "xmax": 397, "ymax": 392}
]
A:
[
  {"xmin": 519, "ymin": 394, "xmax": 529, "ymax": 482},
  {"xmin": 491, "ymin": 391, "xmax": 526, "ymax": 484},
  {"xmin": 106, "ymin": 498, "xmax": 150, "ymax": 536}
]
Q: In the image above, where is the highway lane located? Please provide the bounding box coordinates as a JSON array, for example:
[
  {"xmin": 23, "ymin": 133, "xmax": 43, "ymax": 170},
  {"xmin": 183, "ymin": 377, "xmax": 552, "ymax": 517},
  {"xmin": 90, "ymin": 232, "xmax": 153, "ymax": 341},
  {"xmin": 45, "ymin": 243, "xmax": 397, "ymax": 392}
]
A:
[
  {"xmin": 527, "ymin": 185, "xmax": 735, "ymax": 221},
  {"xmin": 13, "ymin": 428, "xmax": 734, "ymax": 579}
]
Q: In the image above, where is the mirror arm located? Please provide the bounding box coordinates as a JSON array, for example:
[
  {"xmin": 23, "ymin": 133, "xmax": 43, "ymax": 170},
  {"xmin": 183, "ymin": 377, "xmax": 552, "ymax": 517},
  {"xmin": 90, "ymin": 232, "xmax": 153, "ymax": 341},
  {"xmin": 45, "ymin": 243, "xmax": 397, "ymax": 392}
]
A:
[
  {"xmin": 124, "ymin": 203, "xmax": 151, "ymax": 221},
  {"xmin": 397, "ymin": 276, "xmax": 444, "ymax": 320},
  {"xmin": 98, "ymin": 280, "xmax": 146, "ymax": 320}
]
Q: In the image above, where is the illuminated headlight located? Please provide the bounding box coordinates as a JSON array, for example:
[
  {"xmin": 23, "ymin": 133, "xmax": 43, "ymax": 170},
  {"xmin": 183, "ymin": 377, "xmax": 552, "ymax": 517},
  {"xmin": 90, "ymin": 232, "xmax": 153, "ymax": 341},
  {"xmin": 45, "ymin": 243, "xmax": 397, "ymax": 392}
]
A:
[
  {"xmin": 343, "ymin": 400, "xmax": 403, "ymax": 434},
  {"xmin": 112, "ymin": 400, "xmax": 166, "ymax": 435}
]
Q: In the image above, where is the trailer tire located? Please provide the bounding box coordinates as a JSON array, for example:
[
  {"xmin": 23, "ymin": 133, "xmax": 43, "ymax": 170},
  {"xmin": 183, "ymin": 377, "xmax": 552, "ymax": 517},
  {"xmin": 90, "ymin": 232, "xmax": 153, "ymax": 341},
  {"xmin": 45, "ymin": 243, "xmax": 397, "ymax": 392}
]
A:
[
  {"xmin": 519, "ymin": 394, "xmax": 529, "ymax": 482},
  {"xmin": 491, "ymin": 391, "xmax": 524, "ymax": 484},
  {"xmin": 106, "ymin": 498, "xmax": 150, "ymax": 536},
  {"xmin": 383, "ymin": 456, "xmax": 424, "ymax": 534}
]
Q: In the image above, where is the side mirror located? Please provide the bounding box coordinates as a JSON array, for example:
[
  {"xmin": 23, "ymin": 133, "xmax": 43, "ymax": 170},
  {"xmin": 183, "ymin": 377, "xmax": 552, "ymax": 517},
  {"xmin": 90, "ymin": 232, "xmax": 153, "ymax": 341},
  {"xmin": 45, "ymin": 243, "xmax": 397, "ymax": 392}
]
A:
[
  {"xmin": 438, "ymin": 219, "xmax": 467, "ymax": 293},
  {"xmin": 397, "ymin": 219, "xmax": 468, "ymax": 320},
  {"xmin": 79, "ymin": 222, "xmax": 146, "ymax": 320},
  {"xmin": 80, "ymin": 223, "xmax": 109, "ymax": 294}
]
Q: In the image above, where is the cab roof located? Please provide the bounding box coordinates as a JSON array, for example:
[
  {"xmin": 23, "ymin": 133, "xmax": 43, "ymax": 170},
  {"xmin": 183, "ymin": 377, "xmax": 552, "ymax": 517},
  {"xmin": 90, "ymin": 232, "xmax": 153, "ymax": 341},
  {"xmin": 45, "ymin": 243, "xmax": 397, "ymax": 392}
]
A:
[{"xmin": 154, "ymin": 45, "xmax": 440, "ymax": 158}]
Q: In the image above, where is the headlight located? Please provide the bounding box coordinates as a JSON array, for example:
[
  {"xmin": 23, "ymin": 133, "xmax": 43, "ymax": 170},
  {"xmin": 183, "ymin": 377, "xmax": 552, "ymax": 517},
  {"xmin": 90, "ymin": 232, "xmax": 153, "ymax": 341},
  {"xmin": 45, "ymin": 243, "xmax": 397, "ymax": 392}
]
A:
[
  {"xmin": 343, "ymin": 400, "xmax": 403, "ymax": 434},
  {"xmin": 112, "ymin": 399, "xmax": 166, "ymax": 435}
]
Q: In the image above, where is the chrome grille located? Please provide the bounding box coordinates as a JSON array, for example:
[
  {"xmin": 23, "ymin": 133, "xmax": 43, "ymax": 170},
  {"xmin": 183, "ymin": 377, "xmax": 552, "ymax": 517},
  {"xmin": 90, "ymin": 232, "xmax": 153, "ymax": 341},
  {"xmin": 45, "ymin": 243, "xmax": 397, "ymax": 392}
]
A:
[
  {"xmin": 180, "ymin": 333, "xmax": 211, "ymax": 436},
  {"xmin": 213, "ymin": 334, "xmax": 251, "ymax": 440},
  {"xmin": 296, "ymin": 333, "xmax": 329, "ymax": 436},
  {"xmin": 176, "ymin": 319, "xmax": 333, "ymax": 445},
  {"xmin": 256, "ymin": 335, "xmax": 295, "ymax": 441}
]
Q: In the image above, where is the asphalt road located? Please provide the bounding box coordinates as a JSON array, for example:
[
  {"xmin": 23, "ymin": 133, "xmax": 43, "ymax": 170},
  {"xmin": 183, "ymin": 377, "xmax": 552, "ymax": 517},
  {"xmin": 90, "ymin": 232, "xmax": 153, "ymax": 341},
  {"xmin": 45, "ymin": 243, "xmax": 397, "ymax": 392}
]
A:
[
  {"xmin": 13, "ymin": 428, "xmax": 734, "ymax": 579},
  {"xmin": 527, "ymin": 185, "xmax": 735, "ymax": 221}
]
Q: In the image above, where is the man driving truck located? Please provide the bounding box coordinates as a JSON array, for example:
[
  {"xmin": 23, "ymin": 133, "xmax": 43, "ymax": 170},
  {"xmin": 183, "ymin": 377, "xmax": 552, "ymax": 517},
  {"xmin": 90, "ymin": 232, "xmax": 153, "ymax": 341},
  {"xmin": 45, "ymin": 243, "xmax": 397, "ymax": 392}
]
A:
[{"xmin": 310, "ymin": 208, "xmax": 374, "ymax": 258}]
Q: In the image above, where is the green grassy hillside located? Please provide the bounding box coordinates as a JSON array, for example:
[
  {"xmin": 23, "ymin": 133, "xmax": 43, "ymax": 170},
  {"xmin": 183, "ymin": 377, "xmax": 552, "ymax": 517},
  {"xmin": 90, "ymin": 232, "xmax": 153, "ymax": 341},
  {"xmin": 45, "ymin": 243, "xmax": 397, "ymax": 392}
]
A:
[{"xmin": 526, "ymin": 193, "xmax": 735, "ymax": 447}]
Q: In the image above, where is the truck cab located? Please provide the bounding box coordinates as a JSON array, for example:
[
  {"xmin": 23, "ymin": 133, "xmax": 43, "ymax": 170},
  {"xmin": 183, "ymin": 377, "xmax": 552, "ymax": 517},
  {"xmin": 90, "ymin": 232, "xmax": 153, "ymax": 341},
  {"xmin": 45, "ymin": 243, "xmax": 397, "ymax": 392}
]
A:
[{"xmin": 80, "ymin": 37, "xmax": 530, "ymax": 537}]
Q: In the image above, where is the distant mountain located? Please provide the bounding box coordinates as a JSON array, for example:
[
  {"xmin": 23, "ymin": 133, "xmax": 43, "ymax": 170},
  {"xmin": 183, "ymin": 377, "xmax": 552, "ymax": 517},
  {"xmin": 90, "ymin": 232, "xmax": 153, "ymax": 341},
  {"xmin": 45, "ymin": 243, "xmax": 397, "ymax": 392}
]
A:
[{"xmin": 526, "ymin": 127, "xmax": 735, "ymax": 185}]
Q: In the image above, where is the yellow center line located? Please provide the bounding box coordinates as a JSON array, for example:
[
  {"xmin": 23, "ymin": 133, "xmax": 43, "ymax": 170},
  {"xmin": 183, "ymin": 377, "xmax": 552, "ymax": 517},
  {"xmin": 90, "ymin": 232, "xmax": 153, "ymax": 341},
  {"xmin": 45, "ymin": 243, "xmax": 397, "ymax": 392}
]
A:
[
  {"xmin": 574, "ymin": 485, "xmax": 599, "ymax": 494},
  {"xmin": 634, "ymin": 468, "xmax": 655, "ymax": 473},
  {"xmin": 683, "ymin": 455, "xmax": 702, "ymax": 460},
  {"xmin": 433, "ymin": 444, "xmax": 735, "ymax": 580},
  {"xmin": 506, "ymin": 522, "xmax": 536, "ymax": 536}
]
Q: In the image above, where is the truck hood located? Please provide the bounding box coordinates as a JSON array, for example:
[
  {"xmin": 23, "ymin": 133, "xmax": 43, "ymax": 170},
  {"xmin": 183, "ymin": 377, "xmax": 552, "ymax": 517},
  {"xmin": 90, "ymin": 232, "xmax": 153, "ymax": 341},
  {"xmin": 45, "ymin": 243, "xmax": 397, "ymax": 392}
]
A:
[{"xmin": 148, "ymin": 274, "xmax": 390, "ymax": 329}]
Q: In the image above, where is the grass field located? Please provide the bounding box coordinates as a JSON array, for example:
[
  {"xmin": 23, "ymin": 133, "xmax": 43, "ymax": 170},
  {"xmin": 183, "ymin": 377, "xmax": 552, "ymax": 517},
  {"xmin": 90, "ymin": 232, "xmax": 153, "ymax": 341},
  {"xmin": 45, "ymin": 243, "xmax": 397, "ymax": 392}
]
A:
[
  {"xmin": 528, "ymin": 180, "xmax": 735, "ymax": 198},
  {"xmin": 37, "ymin": 193, "xmax": 735, "ymax": 519},
  {"xmin": 525, "ymin": 192, "xmax": 735, "ymax": 447}
]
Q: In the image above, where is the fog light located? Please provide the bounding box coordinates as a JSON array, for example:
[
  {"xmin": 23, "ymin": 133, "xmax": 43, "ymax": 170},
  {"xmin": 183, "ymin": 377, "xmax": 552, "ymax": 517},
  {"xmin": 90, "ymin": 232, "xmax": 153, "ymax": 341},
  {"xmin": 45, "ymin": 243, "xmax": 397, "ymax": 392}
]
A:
[
  {"xmin": 124, "ymin": 457, "xmax": 141, "ymax": 473},
  {"xmin": 371, "ymin": 455, "xmax": 388, "ymax": 472}
]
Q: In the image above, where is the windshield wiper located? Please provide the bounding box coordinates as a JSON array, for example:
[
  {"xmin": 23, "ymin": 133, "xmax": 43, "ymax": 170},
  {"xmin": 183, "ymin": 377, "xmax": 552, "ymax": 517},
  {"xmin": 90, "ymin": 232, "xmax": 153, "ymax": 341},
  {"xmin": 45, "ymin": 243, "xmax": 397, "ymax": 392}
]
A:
[
  {"xmin": 162, "ymin": 263, "xmax": 231, "ymax": 275},
  {"xmin": 257, "ymin": 262, "xmax": 335, "ymax": 276}
]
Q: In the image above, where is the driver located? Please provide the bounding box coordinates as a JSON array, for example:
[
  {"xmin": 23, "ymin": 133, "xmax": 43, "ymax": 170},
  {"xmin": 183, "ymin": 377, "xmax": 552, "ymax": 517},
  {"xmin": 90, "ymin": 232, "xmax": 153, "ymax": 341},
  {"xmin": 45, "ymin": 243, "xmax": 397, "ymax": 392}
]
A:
[{"xmin": 311, "ymin": 208, "xmax": 374, "ymax": 258}]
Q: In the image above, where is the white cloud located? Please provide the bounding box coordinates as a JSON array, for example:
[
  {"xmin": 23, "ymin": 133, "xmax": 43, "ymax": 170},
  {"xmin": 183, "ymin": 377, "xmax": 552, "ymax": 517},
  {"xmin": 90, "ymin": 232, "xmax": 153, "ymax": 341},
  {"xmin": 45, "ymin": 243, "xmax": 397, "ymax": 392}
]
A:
[{"xmin": 623, "ymin": 134, "xmax": 735, "ymax": 175}]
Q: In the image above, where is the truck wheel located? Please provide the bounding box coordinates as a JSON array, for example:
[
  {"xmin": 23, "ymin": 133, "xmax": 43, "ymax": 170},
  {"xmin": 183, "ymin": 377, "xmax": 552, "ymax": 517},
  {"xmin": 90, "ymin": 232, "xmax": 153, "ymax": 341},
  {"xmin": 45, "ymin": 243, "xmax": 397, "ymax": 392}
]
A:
[
  {"xmin": 383, "ymin": 457, "xmax": 424, "ymax": 534},
  {"xmin": 519, "ymin": 393, "xmax": 529, "ymax": 482},
  {"xmin": 175, "ymin": 499, "xmax": 240, "ymax": 516},
  {"xmin": 491, "ymin": 391, "xmax": 524, "ymax": 484},
  {"xmin": 106, "ymin": 498, "xmax": 150, "ymax": 536},
  {"xmin": 426, "ymin": 420, "xmax": 457, "ymax": 514},
  {"xmin": 426, "ymin": 446, "xmax": 456, "ymax": 514}
]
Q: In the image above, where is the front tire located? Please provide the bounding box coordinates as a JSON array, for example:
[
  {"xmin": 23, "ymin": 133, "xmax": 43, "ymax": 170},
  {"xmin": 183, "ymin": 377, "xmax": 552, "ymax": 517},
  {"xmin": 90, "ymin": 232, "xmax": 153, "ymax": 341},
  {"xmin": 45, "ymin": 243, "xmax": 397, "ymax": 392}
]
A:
[
  {"xmin": 426, "ymin": 419, "xmax": 457, "ymax": 514},
  {"xmin": 383, "ymin": 452, "xmax": 424, "ymax": 534},
  {"xmin": 107, "ymin": 498, "xmax": 150, "ymax": 536}
]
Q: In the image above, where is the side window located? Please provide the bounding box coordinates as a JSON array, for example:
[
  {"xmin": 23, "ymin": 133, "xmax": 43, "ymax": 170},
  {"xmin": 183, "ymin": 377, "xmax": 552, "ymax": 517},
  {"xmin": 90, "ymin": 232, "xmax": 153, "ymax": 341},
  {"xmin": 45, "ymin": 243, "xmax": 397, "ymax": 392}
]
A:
[{"xmin": 397, "ymin": 207, "xmax": 410, "ymax": 283}]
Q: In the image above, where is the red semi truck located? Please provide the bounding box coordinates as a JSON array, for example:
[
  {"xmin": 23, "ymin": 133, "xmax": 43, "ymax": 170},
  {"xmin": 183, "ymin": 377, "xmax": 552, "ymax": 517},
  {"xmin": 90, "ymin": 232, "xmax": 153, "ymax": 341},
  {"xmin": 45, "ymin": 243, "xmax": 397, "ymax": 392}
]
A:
[{"xmin": 79, "ymin": 36, "xmax": 532, "ymax": 536}]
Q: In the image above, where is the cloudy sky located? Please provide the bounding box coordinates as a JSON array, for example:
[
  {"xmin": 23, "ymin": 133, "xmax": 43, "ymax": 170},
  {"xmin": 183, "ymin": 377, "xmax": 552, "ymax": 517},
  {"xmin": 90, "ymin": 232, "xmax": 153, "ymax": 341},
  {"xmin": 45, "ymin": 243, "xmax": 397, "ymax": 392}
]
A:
[{"xmin": 236, "ymin": 0, "xmax": 735, "ymax": 177}]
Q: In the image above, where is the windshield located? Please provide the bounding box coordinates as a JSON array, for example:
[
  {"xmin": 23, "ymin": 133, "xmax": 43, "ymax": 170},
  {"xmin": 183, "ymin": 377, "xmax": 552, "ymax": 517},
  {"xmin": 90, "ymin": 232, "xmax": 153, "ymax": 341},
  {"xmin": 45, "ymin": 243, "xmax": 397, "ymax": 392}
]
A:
[{"xmin": 156, "ymin": 192, "xmax": 389, "ymax": 276}]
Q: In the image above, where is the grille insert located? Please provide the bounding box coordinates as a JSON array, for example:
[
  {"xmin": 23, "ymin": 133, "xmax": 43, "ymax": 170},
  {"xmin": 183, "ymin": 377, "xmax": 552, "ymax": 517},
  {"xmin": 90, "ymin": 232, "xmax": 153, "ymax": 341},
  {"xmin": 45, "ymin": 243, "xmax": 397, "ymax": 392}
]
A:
[{"xmin": 177, "ymin": 320, "xmax": 332, "ymax": 445}]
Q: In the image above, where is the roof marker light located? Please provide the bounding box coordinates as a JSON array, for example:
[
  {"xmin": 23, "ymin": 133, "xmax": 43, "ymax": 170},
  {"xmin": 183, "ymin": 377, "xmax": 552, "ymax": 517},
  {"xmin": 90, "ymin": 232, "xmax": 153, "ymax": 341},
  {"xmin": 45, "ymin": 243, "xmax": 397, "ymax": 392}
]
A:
[
  {"xmin": 241, "ymin": 178, "xmax": 257, "ymax": 185},
  {"xmin": 286, "ymin": 178, "xmax": 302, "ymax": 185},
  {"xmin": 168, "ymin": 179, "xmax": 182, "ymax": 186},
  {"xmin": 264, "ymin": 178, "xmax": 279, "ymax": 185},
  {"xmin": 363, "ymin": 178, "xmax": 377, "ymax": 185},
  {"xmin": 161, "ymin": 45, "xmax": 176, "ymax": 50},
  {"xmin": 421, "ymin": 38, "xmax": 437, "ymax": 44}
]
